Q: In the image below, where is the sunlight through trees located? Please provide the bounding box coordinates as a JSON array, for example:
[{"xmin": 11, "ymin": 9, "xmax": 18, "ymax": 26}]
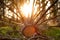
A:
[{"xmin": 0, "ymin": 0, "xmax": 60, "ymax": 40}]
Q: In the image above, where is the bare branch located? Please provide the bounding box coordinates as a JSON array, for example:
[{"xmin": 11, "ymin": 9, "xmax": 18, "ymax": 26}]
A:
[
  {"xmin": 34, "ymin": 1, "xmax": 48, "ymax": 20},
  {"xmin": 35, "ymin": 0, "xmax": 58, "ymax": 25},
  {"xmin": 0, "ymin": 1, "xmax": 25, "ymax": 24},
  {"xmin": 12, "ymin": 0, "xmax": 24, "ymax": 22},
  {"xmin": 38, "ymin": 15, "xmax": 60, "ymax": 25}
]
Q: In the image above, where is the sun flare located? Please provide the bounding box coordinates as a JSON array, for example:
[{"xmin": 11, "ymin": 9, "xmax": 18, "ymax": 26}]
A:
[
  {"xmin": 21, "ymin": 4, "xmax": 32, "ymax": 17},
  {"xmin": 21, "ymin": 0, "xmax": 34, "ymax": 17}
]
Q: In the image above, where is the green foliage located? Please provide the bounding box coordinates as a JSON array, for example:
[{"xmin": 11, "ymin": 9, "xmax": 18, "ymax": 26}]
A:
[
  {"xmin": 0, "ymin": 25, "xmax": 60, "ymax": 40},
  {"xmin": 0, "ymin": 26, "xmax": 13, "ymax": 36},
  {"xmin": 0, "ymin": 26, "xmax": 22, "ymax": 38},
  {"xmin": 43, "ymin": 27, "xmax": 60, "ymax": 40}
]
